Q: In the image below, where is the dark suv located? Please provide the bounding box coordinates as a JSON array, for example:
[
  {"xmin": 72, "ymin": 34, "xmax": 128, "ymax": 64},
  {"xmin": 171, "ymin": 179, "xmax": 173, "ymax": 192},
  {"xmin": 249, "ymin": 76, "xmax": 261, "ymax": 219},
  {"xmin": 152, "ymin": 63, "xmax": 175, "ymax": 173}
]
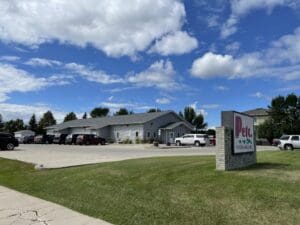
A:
[
  {"xmin": 76, "ymin": 134, "xmax": 106, "ymax": 145},
  {"xmin": 53, "ymin": 134, "xmax": 68, "ymax": 145},
  {"xmin": 0, "ymin": 133, "xmax": 19, "ymax": 150}
]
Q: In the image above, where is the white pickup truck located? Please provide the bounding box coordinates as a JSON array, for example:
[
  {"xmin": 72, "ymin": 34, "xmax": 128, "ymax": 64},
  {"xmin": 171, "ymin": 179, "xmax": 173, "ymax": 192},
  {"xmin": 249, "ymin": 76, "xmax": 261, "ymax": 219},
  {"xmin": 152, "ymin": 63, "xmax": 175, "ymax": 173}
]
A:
[{"xmin": 175, "ymin": 134, "xmax": 209, "ymax": 147}]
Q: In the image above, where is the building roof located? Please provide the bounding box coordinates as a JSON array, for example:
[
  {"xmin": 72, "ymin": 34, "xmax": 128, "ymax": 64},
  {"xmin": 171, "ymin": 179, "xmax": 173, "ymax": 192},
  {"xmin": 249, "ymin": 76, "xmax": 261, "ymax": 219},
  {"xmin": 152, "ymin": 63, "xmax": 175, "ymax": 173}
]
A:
[
  {"xmin": 160, "ymin": 121, "xmax": 194, "ymax": 130},
  {"xmin": 243, "ymin": 108, "xmax": 269, "ymax": 116},
  {"xmin": 14, "ymin": 130, "xmax": 35, "ymax": 134},
  {"xmin": 47, "ymin": 111, "xmax": 185, "ymax": 131}
]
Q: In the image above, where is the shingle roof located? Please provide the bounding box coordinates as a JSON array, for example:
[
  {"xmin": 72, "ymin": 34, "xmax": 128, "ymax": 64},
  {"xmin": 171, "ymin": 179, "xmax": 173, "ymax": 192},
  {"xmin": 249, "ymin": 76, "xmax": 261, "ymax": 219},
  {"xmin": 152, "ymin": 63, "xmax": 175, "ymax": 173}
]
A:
[
  {"xmin": 47, "ymin": 111, "xmax": 180, "ymax": 131},
  {"xmin": 243, "ymin": 108, "xmax": 269, "ymax": 116},
  {"xmin": 160, "ymin": 122, "xmax": 194, "ymax": 130}
]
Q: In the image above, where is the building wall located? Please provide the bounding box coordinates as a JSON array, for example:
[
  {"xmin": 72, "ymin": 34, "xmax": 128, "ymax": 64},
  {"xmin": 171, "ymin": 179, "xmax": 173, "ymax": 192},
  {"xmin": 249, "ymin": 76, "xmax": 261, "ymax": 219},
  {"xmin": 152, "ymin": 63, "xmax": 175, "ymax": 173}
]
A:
[
  {"xmin": 254, "ymin": 115, "xmax": 269, "ymax": 126},
  {"xmin": 110, "ymin": 124, "xmax": 144, "ymax": 142},
  {"xmin": 160, "ymin": 125, "xmax": 192, "ymax": 144},
  {"xmin": 91, "ymin": 126, "xmax": 111, "ymax": 140},
  {"xmin": 143, "ymin": 113, "xmax": 182, "ymax": 141}
]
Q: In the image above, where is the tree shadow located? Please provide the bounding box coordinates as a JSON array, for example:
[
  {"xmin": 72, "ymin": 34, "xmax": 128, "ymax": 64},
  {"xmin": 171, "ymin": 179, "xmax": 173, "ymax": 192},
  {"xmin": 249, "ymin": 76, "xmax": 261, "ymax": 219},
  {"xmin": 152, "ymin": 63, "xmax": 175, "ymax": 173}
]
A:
[{"xmin": 241, "ymin": 162, "xmax": 290, "ymax": 171}]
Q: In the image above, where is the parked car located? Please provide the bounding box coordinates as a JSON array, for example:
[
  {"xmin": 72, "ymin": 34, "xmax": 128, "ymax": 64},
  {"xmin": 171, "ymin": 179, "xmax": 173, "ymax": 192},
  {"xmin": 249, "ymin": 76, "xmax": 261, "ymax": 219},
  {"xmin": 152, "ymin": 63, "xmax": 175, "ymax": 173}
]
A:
[
  {"xmin": 76, "ymin": 134, "xmax": 105, "ymax": 145},
  {"xmin": 175, "ymin": 134, "xmax": 209, "ymax": 147},
  {"xmin": 53, "ymin": 134, "xmax": 68, "ymax": 145},
  {"xmin": 0, "ymin": 133, "xmax": 19, "ymax": 150},
  {"xmin": 65, "ymin": 134, "xmax": 79, "ymax": 145},
  {"xmin": 34, "ymin": 135, "xmax": 54, "ymax": 144},
  {"xmin": 22, "ymin": 135, "xmax": 34, "ymax": 144},
  {"xmin": 278, "ymin": 135, "xmax": 300, "ymax": 150},
  {"xmin": 209, "ymin": 135, "xmax": 216, "ymax": 145},
  {"xmin": 272, "ymin": 138, "xmax": 280, "ymax": 146}
]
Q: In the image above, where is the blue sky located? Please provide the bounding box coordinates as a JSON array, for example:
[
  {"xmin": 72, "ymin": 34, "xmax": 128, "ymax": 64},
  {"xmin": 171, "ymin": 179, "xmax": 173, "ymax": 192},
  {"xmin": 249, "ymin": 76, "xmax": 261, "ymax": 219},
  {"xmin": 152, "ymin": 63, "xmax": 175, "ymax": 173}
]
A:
[{"xmin": 0, "ymin": 0, "xmax": 300, "ymax": 127}]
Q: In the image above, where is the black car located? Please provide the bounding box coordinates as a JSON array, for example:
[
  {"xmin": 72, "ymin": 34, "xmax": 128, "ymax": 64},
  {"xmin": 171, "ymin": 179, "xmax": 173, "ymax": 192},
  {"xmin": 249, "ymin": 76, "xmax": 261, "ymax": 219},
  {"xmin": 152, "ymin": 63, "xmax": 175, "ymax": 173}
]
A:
[
  {"xmin": 34, "ymin": 135, "xmax": 54, "ymax": 144},
  {"xmin": 65, "ymin": 134, "xmax": 79, "ymax": 145},
  {"xmin": 0, "ymin": 133, "xmax": 19, "ymax": 150},
  {"xmin": 53, "ymin": 134, "xmax": 68, "ymax": 145},
  {"xmin": 23, "ymin": 135, "xmax": 34, "ymax": 144}
]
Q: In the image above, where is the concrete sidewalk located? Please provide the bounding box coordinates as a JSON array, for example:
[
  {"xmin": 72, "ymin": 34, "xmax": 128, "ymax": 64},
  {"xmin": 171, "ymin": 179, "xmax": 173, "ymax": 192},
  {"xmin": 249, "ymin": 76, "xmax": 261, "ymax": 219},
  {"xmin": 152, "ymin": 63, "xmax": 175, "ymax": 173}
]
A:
[{"xmin": 0, "ymin": 185, "xmax": 112, "ymax": 225}]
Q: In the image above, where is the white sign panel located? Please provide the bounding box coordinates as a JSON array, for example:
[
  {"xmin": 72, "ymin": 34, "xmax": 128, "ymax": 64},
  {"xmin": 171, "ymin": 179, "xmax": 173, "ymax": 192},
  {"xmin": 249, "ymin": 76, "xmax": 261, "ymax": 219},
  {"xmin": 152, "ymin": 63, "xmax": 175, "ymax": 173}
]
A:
[{"xmin": 233, "ymin": 112, "xmax": 255, "ymax": 154}]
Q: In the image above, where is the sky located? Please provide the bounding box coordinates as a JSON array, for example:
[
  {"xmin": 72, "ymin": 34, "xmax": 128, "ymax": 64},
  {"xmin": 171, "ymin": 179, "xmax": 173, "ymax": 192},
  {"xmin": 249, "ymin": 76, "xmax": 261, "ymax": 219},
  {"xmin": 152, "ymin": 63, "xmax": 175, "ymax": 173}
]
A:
[{"xmin": 0, "ymin": 0, "xmax": 300, "ymax": 127}]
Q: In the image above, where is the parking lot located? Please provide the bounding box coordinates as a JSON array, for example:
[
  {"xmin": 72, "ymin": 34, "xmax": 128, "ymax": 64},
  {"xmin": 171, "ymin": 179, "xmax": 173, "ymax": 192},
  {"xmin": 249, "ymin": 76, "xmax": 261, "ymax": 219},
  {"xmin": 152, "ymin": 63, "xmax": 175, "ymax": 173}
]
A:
[{"xmin": 0, "ymin": 144, "xmax": 277, "ymax": 169}]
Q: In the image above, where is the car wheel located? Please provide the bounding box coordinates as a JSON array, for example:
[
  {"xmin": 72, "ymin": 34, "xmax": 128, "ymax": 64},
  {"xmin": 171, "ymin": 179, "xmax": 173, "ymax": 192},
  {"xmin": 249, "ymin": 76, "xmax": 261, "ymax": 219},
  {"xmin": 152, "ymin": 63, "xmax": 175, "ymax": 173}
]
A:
[
  {"xmin": 285, "ymin": 144, "xmax": 293, "ymax": 150},
  {"xmin": 194, "ymin": 141, "xmax": 200, "ymax": 147},
  {"xmin": 176, "ymin": 141, "xmax": 181, "ymax": 146},
  {"xmin": 6, "ymin": 143, "xmax": 15, "ymax": 150}
]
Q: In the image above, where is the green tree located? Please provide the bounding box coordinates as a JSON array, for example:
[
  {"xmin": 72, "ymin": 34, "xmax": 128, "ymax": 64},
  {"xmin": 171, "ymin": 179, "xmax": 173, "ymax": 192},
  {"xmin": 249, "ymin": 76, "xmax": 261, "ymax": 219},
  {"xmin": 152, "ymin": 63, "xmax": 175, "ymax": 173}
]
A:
[
  {"xmin": 178, "ymin": 111, "xmax": 184, "ymax": 118},
  {"xmin": 184, "ymin": 107, "xmax": 196, "ymax": 124},
  {"xmin": 147, "ymin": 108, "xmax": 161, "ymax": 113},
  {"xmin": 82, "ymin": 112, "xmax": 87, "ymax": 119},
  {"xmin": 90, "ymin": 107, "xmax": 109, "ymax": 118},
  {"xmin": 3, "ymin": 119, "xmax": 25, "ymax": 133},
  {"xmin": 115, "ymin": 108, "xmax": 129, "ymax": 116},
  {"xmin": 28, "ymin": 114, "xmax": 38, "ymax": 132},
  {"xmin": 0, "ymin": 113, "xmax": 4, "ymax": 131},
  {"xmin": 64, "ymin": 112, "xmax": 77, "ymax": 122},
  {"xmin": 38, "ymin": 111, "xmax": 56, "ymax": 134},
  {"xmin": 193, "ymin": 114, "xmax": 207, "ymax": 130}
]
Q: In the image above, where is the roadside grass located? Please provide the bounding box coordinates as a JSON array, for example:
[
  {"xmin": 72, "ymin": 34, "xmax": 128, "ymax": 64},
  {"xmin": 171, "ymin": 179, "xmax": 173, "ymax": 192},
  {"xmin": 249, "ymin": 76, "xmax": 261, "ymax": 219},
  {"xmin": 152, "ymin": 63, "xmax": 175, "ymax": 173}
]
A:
[{"xmin": 0, "ymin": 151, "xmax": 299, "ymax": 225}]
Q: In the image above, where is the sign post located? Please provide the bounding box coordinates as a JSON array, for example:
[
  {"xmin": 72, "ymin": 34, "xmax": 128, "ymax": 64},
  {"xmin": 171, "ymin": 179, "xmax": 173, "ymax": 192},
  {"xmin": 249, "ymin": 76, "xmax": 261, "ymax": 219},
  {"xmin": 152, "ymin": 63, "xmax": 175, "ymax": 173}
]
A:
[{"xmin": 215, "ymin": 111, "xmax": 257, "ymax": 171}]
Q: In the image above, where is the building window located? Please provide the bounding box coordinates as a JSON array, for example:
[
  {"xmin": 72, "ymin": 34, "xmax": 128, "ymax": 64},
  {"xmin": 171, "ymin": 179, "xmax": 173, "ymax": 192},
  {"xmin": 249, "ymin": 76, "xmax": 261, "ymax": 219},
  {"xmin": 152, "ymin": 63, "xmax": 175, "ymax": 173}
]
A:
[
  {"xmin": 136, "ymin": 132, "xmax": 139, "ymax": 137},
  {"xmin": 147, "ymin": 132, "xmax": 150, "ymax": 138},
  {"xmin": 177, "ymin": 133, "xmax": 180, "ymax": 137},
  {"xmin": 151, "ymin": 122, "xmax": 153, "ymax": 126},
  {"xmin": 153, "ymin": 132, "xmax": 156, "ymax": 138},
  {"xmin": 117, "ymin": 132, "xmax": 119, "ymax": 138}
]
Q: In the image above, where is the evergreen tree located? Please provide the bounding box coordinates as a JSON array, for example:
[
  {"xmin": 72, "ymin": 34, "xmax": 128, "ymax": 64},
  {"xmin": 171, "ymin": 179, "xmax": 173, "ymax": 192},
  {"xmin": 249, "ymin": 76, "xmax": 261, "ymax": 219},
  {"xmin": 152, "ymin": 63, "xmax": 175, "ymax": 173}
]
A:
[
  {"xmin": 28, "ymin": 114, "xmax": 38, "ymax": 132},
  {"xmin": 3, "ymin": 119, "xmax": 25, "ymax": 133},
  {"xmin": 184, "ymin": 107, "xmax": 196, "ymax": 124},
  {"xmin": 147, "ymin": 108, "xmax": 161, "ymax": 113},
  {"xmin": 38, "ymin": 111, "xmax": 56, "ymax": 134},
  {"xmin": 115, "ymin": 108, "xmax": 129, "ymax": 115},
  {"xmin": 90, "ymin": 107, "xmax": 109, "ymax": 118},
  {"xmin": 64, "ymin": 112, "xmax": 77, "ymax": 122},
  {"xmin": 193, "ymin": 114, "xmax": 207, "ymax": 130},
  {"xmin": 82, "ymin": 112, "xmax": 87, "ymax": 119}
]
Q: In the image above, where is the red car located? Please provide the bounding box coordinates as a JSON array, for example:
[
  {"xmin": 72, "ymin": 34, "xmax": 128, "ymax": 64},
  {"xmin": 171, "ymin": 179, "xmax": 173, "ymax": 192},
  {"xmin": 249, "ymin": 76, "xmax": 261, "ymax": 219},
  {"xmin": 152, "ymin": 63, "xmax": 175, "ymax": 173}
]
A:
[{"xmin": 209, "ymin": 135, "xmax": 216, "ymax": 145}]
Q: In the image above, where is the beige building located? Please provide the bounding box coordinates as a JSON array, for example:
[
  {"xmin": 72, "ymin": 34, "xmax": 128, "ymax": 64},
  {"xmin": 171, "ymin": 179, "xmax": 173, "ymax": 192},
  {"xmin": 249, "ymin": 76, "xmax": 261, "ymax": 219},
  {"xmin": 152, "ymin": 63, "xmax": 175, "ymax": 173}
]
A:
[{"xmin": 243, "ymin": 108, "xmax": 269, "ymax": 126}]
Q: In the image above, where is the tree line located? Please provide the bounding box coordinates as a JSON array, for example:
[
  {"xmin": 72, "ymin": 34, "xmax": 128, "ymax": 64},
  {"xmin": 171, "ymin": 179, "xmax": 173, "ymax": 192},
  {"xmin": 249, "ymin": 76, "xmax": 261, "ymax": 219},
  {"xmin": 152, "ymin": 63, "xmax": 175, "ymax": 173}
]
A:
[
  {"xmin": 258, "ymin": 93, "xmax": 300, "ymax": 143},
  {"xmin": 0, "ymin": 106, "xmax": 208, "ymax": 134}
]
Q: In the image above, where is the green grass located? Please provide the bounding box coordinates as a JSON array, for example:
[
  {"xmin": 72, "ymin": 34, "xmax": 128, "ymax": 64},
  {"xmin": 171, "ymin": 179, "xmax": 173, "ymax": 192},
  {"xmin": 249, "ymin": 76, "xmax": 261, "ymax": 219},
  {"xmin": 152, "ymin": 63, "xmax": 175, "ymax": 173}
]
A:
[{"xmin": 0, "ymin": 151, "xmax": 300, "ymax": 225}]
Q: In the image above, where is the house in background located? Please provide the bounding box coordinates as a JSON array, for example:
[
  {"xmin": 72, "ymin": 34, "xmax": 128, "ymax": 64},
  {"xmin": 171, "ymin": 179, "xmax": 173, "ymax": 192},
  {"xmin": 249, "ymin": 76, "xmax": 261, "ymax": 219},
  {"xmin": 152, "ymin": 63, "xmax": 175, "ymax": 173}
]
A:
[
  {"xmin": 46, "ymin": 111, "xmax": 194, "ymax": 144},
  {"xmin": 14, "ymin": 130, "xmax": 35, "ymax": 142},
  {"xmin": 243, "ymin": 108, "xmax": 270, "ymax": 126}
]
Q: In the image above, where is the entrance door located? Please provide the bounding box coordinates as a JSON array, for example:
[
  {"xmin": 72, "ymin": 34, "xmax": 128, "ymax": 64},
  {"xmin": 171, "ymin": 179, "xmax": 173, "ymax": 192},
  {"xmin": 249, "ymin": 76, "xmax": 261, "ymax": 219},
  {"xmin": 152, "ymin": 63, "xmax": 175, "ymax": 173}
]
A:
[{"xmin": 169, "ymin": 132, "xmax": 175, "ymax": 144}]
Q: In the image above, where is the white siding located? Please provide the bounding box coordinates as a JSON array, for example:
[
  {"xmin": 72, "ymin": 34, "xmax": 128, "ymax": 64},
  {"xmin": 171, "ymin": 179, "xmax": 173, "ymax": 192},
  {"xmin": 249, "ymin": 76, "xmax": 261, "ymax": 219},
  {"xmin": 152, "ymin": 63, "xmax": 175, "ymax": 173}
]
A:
[{"xmin": 110, "ymin": 124, "xmax": 144, "ymax": 142}]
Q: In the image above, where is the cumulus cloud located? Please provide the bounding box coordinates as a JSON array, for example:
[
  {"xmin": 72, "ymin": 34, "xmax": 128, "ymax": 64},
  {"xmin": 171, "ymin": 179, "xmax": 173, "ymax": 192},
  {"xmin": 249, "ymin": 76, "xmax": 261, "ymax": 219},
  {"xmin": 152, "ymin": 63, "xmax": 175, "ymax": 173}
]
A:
[
  {"xmin": 65, "ymin": 63, "xmax": 124, "ymax": 84},
  {"xmin": 149, "ymin": 31, "xmax": 198, "ymax": 56},
  {"xmin": 0, "ymin": 0, "xmax": 188, "ymax": 57},
  {"xmin": 0, "ymin": 63, "xmax": 71, "ymax": 102},
  {"xmin": 191, "ymin": 26, "xmax": 300, "ymax": 80},
  {"xmin": 0, "ymin": 103, "xmax": 68, "ymax": 123},
  {"xmin": 156, "ymin": 97, "xmax": 171, "ymax": 104},
  {"xmin": 0, "ymin": 55, "xmax": 20, "ymax": 62},
  {"xmin": 127, "ymin": 60, "xmax": 180, "ymax": 90},
  {"xmin": 215, "ymin": 85, "xmax": 229, "ymax": 91},
  {"xmin": 25, "ymin": 58, "xmax": 62, "ymax": 67},
  {"xmin": 221, "ymin": 0, "xmax": 298, "ymax": 38},
  {"xmin": 101, "ymin": 101, "xmax": 151, "ymax": 113}
]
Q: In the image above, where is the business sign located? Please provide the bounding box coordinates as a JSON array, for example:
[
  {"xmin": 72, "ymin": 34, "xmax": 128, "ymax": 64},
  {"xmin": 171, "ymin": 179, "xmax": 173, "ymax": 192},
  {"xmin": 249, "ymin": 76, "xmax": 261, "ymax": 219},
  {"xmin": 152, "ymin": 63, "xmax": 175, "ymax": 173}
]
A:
[{"xmin": 233, "ymin": 112, "xmax": 254, "ymax": 154}]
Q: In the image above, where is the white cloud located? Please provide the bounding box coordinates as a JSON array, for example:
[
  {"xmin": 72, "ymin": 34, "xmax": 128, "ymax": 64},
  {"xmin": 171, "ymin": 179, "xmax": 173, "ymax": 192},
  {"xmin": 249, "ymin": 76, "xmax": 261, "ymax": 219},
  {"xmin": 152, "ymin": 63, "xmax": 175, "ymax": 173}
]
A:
[
  {"xmin": 215, "ymin": 85, "xmax": 229, "ymax": 91},
  {"xmin": 156, "ymin": 97, "xmax": 171, "ymax": 105},
  {"xmin": 221, "ymin": 0, "xmax": 298, "ymax": 38},
  {"xmin": 65, "ymin": 63, "xmax": 124, "ymax": 84},
  {"xmin": 0, "ymin": 55, "xmax": 20, "ymax": 62},
  {"xmin": 127, "ymin": 60, "xmax": 180, "ymax": 90},
  {"xmin": 225, "ymin": 41, "xmax": 240, "ymax": 53},
  {"xmin": 202, "ymin": 104, "xmax": 220, "ymax": 109},
  {"xmin": 25, "ymin": 58, "xmax": 62, "ymax": 67},
  {"xmin": 0, "ymin": 63, "xmax": 71, "ymax": 102},
  {"xmin": 251, "ymin": 91, "xmax": 271, "ymax": 100},
  {"xmin": 189, "ymin": 101, "xmax": 208, "ymax": 117},
  {"xmin": 149, "ymin": 31, "xmax": 198, "ymax": 56},
  {"xmin": 101, "ymin": 101, "xmax": 151, "ymax": 112},
  {"xmin": 191, "ymin": 27, "xmax": 300, "ymax": 80},
  {"xmin": 0, "ymin": 0, "xmax": 187, "ymax": 57},
  {"xmin": 0, "ymin": 103, "xmax": 67, "ymax": 123}
]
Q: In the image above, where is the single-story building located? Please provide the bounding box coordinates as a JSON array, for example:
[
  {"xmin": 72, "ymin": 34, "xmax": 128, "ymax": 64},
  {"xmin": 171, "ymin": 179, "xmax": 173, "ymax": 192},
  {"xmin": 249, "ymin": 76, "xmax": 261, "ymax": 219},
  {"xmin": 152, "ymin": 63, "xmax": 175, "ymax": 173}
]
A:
[
  {"xmin": 243, "ymin": 108, "xmax": 269, "ymax": 126},
  {"xmin": 46, "ymin": 111, "xmax": 194, "ymax": 144},
  {"xmin": 14, "ymin": 130, "xmax": 35, "ymax": 142}
]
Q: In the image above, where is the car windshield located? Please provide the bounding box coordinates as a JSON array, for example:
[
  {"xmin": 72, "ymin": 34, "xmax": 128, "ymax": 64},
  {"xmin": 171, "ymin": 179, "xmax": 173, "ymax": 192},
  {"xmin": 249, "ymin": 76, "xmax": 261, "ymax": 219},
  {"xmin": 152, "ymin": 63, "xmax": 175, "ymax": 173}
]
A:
[{"xmin": 280, "ymin": 135, "xmax": 290, "ymax": 140}]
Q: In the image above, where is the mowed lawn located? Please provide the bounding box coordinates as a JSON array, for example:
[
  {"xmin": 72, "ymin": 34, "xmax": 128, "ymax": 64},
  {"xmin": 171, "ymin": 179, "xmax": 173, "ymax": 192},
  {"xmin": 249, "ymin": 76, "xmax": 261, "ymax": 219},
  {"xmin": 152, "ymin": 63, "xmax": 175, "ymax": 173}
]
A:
[{"xmin": 0, "ymin": 151, "xmax": 299, "ymax": 225}]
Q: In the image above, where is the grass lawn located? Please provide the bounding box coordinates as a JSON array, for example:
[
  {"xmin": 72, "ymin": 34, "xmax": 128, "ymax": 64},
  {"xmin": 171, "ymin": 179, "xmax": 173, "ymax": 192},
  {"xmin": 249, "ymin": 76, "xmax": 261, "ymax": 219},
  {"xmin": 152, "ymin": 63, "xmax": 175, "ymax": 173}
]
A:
[{"xmin": 0, "ymin": 151, "xmax": 299, "ymax": 225}]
